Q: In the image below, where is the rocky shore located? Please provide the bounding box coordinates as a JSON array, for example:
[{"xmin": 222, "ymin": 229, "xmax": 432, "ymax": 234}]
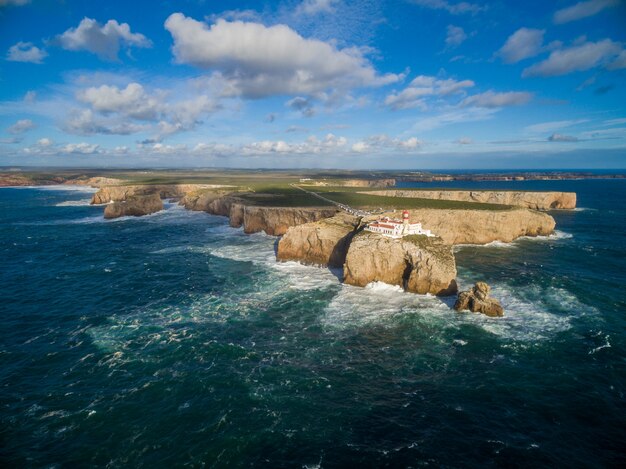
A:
[{"xmin": 87, "ymin": 182, "xmax": 566, "ymax": 301}]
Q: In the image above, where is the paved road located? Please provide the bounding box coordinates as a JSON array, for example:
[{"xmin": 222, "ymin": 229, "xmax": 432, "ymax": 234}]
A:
[{"xmin": 290, "ymin": 184, "xmax": 372, "ymax": 217}]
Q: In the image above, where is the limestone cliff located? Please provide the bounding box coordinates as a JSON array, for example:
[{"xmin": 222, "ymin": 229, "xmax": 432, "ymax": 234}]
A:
[
  {"xmin": 277, "ymin": 213, "xmax": 361, "ymax": 267},
  {"xmin": 103, "ymin": 194, "xmax": 163, "ymax": 219},
  {"xmin": 243, "ymin": 207, "xmax": 339, "ymax": 236},
  {"xmin": 343, "ymin": 232, "xmax": 458, "ymax": 296},
  {"xmin": 363, "ymin": 190, "xmax": 576, "ymax": 210},
  {"xmin": 179, "ymin": 190, "xmax": 242, "ymax": 216},
  {"xmin": 364, "ymin": 208, "xmax": 555, "ymax": 245},
  {"xmin": 92, "ymin": 184, "xmax": 229, "ymax": 204}
]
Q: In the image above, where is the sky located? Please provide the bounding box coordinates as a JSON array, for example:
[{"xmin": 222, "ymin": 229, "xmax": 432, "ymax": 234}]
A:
[{"xmin": 1, "ymin": 0, "xmax": 625, "ymax": 169}]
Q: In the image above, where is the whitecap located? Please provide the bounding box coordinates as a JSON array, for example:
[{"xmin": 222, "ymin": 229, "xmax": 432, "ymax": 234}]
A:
[{"xmin": 55, "ymin": 198, "xmax": 95, "ymax": 207}]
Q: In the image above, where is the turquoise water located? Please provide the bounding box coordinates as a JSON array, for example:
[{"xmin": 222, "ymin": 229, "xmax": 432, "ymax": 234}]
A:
[{"xmin": 1, "ymin": 181, "xmax": 625, "ymax": 467}]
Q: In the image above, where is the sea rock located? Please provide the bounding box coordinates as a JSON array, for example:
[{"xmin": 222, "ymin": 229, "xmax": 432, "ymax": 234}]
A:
[
  {"xmin": 243, "ymin": 206, "xmax": 339, "ymax": 236},
  {"xmin": 277, "ymin": 213, "xmax": 361, "ymax": 267},
  {"xmin": 363, "ymin": 208, "xmax": 556, "ymax": 245},
  {"xmin": 103, "ymin": 194, "xmax": 163, "ymax": 219},
  {"xmin": 343, "ymin": 231, "xmax": 458, "ymax": 296},
  {"xmin": 454, "ymin": 282, "xmax": 504, "ymax": 317},
  {"xmin": 362, "ymin": 190, "xmax": 576, "ymax": 210}
]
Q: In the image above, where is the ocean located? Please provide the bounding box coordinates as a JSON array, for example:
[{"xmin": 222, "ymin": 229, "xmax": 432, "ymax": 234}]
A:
[{"xmin": 1, "ymin": 180, "xmax": 625, "ymax": 467}]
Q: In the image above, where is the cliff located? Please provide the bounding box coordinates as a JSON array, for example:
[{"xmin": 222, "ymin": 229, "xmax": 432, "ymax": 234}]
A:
[
  {"xmin": 243, "ymin": 206, "xmax": 338, "ymax": 236},
  {"xmin": 92, "ymin": 184, "xmax": 229, "ymax": 204},
  {"xmin": 277, "ymin": 213, "xmax": 361, "ymax": 267},
  {"xmin": 103, "ymin": 194, "xmax": 163, "ymax": 219},
  {"xmin": 365, "ymin": 208, "xmax": 556, "ymax": 245},
  {"xmin": 363, "ymin": 190, "xmax": 576, "ymax": 210},
  {"xmin": 343, "ymin": 232, "xmax": 458, "ymax": 296}
]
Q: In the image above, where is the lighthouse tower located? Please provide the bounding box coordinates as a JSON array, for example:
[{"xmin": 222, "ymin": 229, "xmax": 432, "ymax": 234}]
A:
[{"xmin": 402, "ymin": 210, "xmax": 410, "ymax": 235}]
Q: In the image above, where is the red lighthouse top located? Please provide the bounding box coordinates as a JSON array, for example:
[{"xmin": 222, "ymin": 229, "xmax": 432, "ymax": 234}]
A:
[{"xmin": 402, "ymin": 210, "xmax": 409, "ymax": 220}]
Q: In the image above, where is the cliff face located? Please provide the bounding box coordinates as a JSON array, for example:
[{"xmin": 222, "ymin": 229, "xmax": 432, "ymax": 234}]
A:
[
  {"xmin": 103, "ymin": 194, "xmax": 163, "ymax": 219},
  {"xmin": 343, "ymin": 232, "xmax": 458, "ymax": 296},
  {"xmin": 179, "ymin": 190, "xmax": 241, "ymax": 216},
  {"xmin": 277, "ymin": 213, "xmax": 361, "ymax": 267},
  {"xmin": 92, "ymin": 184, "xmax": 229, "ymax": 204},
  {"xmin": 363, "ymin": 190, "xmax": 576, "ymax": 210},
  {"xmin": 372, "ymin": 208, "xmax": 556, "ymax": 245},
  {"xmin": 243, "ymin": 207, "xmax": 338, "ymax": 236},
  {"xmin": 338, "ymin": 178, "xmax": 396, "ymax": 188}
]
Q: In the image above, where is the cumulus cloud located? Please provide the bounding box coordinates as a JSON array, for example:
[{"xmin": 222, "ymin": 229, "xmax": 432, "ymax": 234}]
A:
[
  {"xmin": 243, "ymin": 133, "xmax": 347, "ymax": 155},
  {"xmin": 287, "ymin": 96, "xmax": 316, "ymax": 117},
  {"xmin": 57, "ymin": 18, "xmax": 151, "ymax": 61},
  {"xmin": 497, "ymin": 28, "xmax": 545, "ymax": 63},
  {"xmin": 7, "ymin": 118, "xmax": 35, "ymax": 134},
  {"xmin": 523, "ymin": 39, "xmax": 622, "ymax": 77},
  {"xmin": 411, "ymin": 0, "xmax": 485, "ymax": 15},
  {"xmin": 62, "ymin": 142, "xmax": 100, "ymax": 154},
  {"xmin": 295, "ymin": 0, "xmax": 339, "ymax": 15},
  {"xmin": 607, "ymin": 50, "xmax": 626, "ymax": 70},
  {"xmin": 445, "ymin": 25, "xmax": 467, "ymax": 48},
  {"xmin": 384, "ymin": 75, "xmax": 474, "ymax": 110},
  {"xmin": 64, "ymin": 109, "xmax": 149, "ymax": 135},
  {"xmin": 461, "ymin": 90, "xmax": 532, "ymax": 107},
  {"xmin": 77, "ymin": 83, "xmax": 160, "ymax": 120},
  {"xmin": 38, "ymin": 138, "xmax": 53, "ymax": 146},
  {"xmin": 164, "ymin": 13, "xmax": 401, "ymax": 98},
  {"xmin": 548, "ymin": 133, "xmax": 579, "ymax": 142},
  {"xmin": 553, "ymin": 0, "xmax": 619, "ymax": 24},
  {"xmin": 351, "ymin": 134, "xmax": 421, "ymax": 153},
  {"xmin": 6, "ymin": 42, "xmax": 47, "ymax": 63}
]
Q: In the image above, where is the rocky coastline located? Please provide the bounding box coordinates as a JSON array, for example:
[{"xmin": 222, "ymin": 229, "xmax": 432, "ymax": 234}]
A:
[{"xmin": 85, "ymin": 183, "xmax": 571, "ymax": 303}]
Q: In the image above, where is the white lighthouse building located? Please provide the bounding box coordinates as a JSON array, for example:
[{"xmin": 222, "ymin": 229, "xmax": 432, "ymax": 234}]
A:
[{"xmin": 365, "ymin": 210, "xmax": 434, "ymax": 238}]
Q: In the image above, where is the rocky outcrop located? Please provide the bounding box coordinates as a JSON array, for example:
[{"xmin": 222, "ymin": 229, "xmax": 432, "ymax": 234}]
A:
[
  {"xmin": 92, "ymin": 184, "xmax": 229, "ymax": 204},
  {"xmin": 343, "ymin": 232, "xmax": 458, "ymax": 296},
  {"xmin": 363, "ymin": 208, "xmax": 555, "ymax": 245},
  {"xmin": 103, "ymin": 194, "xmax": 163, "ymax": 219},
  {"xmin": 362, "ymin": 190, "xmax": 576, "ymax": 210},
  {"xmin": 243, "ymin": 207, "xmax": 339, "ymax": 236},
  {"xmin": 277, "ymin": 213, "xmax": 361, "ymax": 267},
  {"xmin": 64, "ymin": 176, "xmax": 125, "ymax": 187},
  {"xmin": 454, "ymin": 282, "xmax": 504, "ymax": 317}
]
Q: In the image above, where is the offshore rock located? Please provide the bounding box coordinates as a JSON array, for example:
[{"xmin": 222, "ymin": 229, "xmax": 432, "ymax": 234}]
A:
[
  {"xmin": 103, "ymin": 194, "xmax": 163, "ymax": 219},
  {"xmin": 454, "ymin": 282, "xmax": 504, "ymax": 317},
  {"xmin": 343, "ymin": 232, "xmax": 458, "ymax": 296},
  {"xmin": 364, "ymin": 209, "xmax": 556, "ymax": 245},
  {"xmin": 277, "ymin": 213, "xmax": 361, "ymax": 267},
  {"xmin": 363, "ymin": 190, "xmax": 576, "ymax": 210},
  {"xmin": 243, "ymin": 207, "xmax": 339, "ymax": 236}
]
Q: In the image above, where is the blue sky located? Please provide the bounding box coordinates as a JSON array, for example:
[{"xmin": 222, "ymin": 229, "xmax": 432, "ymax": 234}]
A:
[{"xmin": 1, "ymin": 0, "xmax": 625, "ymax": 169}]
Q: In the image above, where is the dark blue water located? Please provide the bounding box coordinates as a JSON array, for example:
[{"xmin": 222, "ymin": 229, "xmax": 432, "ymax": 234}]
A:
[{"xmin": 1, "ymin": 182, "xmax": 625, "ymax": 467}]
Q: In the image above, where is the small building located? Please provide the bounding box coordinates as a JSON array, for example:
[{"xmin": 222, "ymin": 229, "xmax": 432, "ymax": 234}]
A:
[{"xmin": 364, "ymin": 210, "xmax": 435, "ymax": 238}]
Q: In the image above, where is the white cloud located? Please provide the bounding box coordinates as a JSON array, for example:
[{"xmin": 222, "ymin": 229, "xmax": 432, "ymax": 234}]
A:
[
  {"xmin": 6, "ymin": 41, "xmax": 47, "ymax": 63},
  {"xmin": 411, "ymin": 0, "xmax": 485, "ymax": 15},
  {"xmin": 295, "ymin": 0, "xmax": 339, "ymax": 15},
  {"xmin": 548, "ymin": 133, "xmax": 579, "ymax": 142},
  {"xmin": 384, "ymin": 75, "xmax": 474, "ymax": 110},
  {"xmin": 602, "ymin": 118, "xmax": 626, "ymax": 126},
  {"xmin": 445, "ymin": 25, "xmax": 467, "ymax": 48},
  {"xmin": 607, "ymin": 50, "xmax": 626, "ymax": 70},
  {"xmin": 243, "ymin": 133, "xmax": 347, "ymax": 155},
  {"xmin": 523, "ymin": 39, "xmax": 623, "ymax": 77},
  {"xmin": 24, "ymin": 91, "xmax": 37, "ymax": 102},
  {"xmin": 164, "ymin": 13, "xmax": 401, "ymax": 98},
  {"xmin": 57, "ymin": 18, "xmax": 151, "ymax": 61},
  {"xmin": 64, "ymin": 109, "xmax": 149, "ymax": 135},
  {"xmin": 62, "ymin": 142, "xmax": 100, "ymax": 154},
  {"xmin": 497, "ymin": 28, "xmax": 545, "ymax": 63},
  {"xmin": 525, "ymin": 119, "xmax": 588, "ymax": 133},
  {"xmin": 286, "ymin": 96, "xmax": 316, "ymax": 117},
  {"xmin": 38, "ymin": 138, "xmax": 53, "ymax": 146},
  {"xmin": 351, "ymin": 134, "xmax": 422, "ymax": 152},
  {"xmin": 7, "ymin": 118, "xmax": 35, "ymax": 134},
  {"xmin": 77, "ymin": 83, "xmax": 160, "ymax": 120},
  {"xmin": 553, "ymin": 0, "xmax": 619, "ymax": 24},
  {"xmin": 461, "ymin": 90, "xmax": 532, "ymax": 108}
]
